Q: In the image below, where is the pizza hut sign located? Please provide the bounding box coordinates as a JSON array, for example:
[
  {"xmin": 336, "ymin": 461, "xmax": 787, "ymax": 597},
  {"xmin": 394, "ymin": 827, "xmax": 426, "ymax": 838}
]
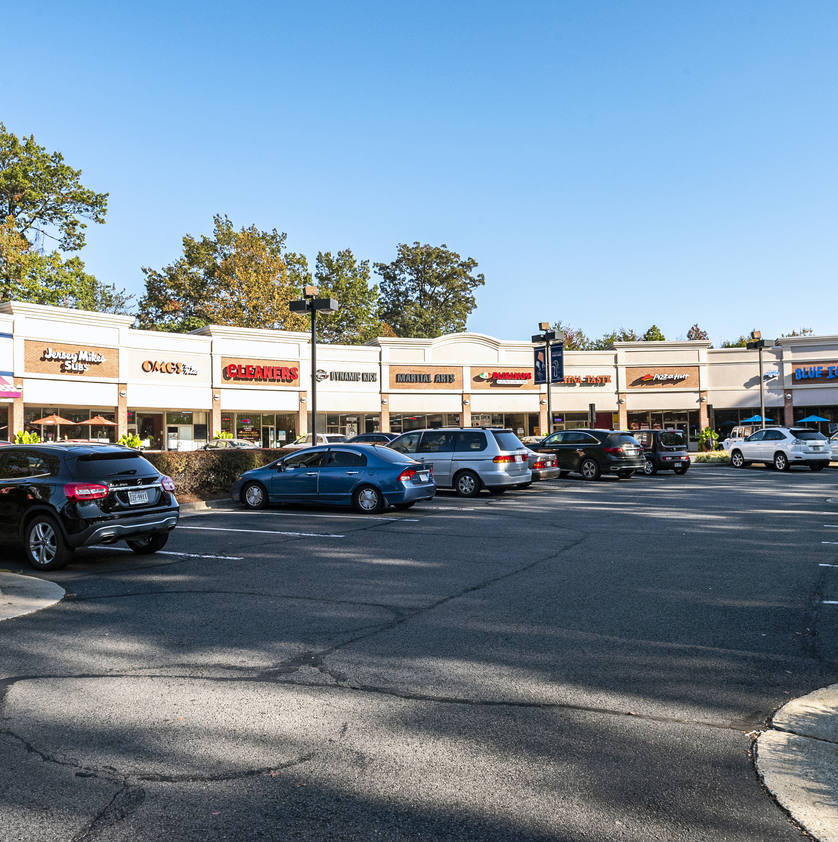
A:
[{"xmin": 42, "ymin": 347, "xmax": 106, "ymax": 374}]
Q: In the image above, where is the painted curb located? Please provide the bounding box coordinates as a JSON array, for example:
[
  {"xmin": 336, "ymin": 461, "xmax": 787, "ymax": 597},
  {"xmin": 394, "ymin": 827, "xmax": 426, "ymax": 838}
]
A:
[{"xmin": 0, "ymin": 571, "xmax": 65, "ymax": 621}]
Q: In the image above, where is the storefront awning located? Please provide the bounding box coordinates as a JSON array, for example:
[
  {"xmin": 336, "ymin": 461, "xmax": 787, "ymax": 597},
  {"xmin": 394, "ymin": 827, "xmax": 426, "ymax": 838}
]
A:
[{"xmin": 0, "ymin": 375, "xmax": 21, "ymax": 399}]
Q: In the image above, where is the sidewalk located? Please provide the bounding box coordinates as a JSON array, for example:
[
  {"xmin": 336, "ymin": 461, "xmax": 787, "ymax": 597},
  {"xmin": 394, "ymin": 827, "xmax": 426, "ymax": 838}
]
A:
[
  {"xmin": 756, "ymin": 684, "xmax": 838, "ymax": 841},
  {"xmin": 0, "ymin": 571, "xmax": 64, "ymax": 621}
]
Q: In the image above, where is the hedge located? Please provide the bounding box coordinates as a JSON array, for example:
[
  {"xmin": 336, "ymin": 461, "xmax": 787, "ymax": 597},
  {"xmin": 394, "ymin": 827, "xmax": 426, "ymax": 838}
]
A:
[{"xmin": 143, "ymin": 449, "xmax": 293, "ymax": 499}]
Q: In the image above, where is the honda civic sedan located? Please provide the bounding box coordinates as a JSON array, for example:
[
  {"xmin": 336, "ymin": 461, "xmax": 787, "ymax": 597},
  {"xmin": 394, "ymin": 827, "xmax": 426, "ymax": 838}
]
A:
[{"xmin": 232, "ymin": 444, "xmax": 436, "ymax": 513}]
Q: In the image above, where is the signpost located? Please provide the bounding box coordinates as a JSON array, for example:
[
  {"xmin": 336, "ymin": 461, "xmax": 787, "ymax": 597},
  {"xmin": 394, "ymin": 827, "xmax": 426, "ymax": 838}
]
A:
[{"xmin": 532, "ymin": 323, "xmax": 565, "ymax": 435}]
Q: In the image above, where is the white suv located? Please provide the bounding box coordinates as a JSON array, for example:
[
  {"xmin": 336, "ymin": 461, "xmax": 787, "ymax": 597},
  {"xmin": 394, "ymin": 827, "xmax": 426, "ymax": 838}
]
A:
[{"xmin": 729, "ymin": 427, "xmax": 830, "ymax": 472}]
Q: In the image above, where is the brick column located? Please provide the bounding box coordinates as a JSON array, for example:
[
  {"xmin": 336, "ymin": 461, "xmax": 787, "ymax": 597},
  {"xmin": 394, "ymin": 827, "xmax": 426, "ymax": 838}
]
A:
[
  {"xmin": 617, "ymin": 394, "xmax": 628, "ymax": 429},
  {"xmin": 12, "ymin": 384, "xmax": 24, "ymax": 439},
  {"xmin": 117, "ymin": 383, "xmax": 128, "ymax": 439},
  {"xmin": 699, "ymin": 391, "xmax": 709, "ymax": 429},
  {"xmin": 379, "ymin": 395, "xmax": 390, "ymax": 432},
  {"xmin": 210, "ymin": 389, "xmax": 221, "ymax": 436},
  {"xmin": 784, "ymin": 389, "xmax": 794, "ymax": 426},
  {"xmin": 298, "ymin": 392, "xmax": 308, "ymax": 436},
  {"xmin": 461, "ymin": 394, "xmax": 472, "ymax": 427},
  {"xmin": 539, "ymin": 400, "xmax": 548, "ymax": 436}
]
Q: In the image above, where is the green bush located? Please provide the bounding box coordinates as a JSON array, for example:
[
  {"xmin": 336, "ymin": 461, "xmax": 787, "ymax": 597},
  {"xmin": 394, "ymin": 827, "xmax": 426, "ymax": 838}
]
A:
[
  {"xmin": 143, "ymin": 448, "xmax": 292, "ymax": 498},
  {"xmin": 692, "ymin": 451, "xmax": 730, "ymax": 464},
  {"xmin": 697, "ymin": 427, "xmax": 719, "ymax": 451},
  {"xmin": 14, "ymin": 430, "xmax": 40, "ymax": 444},
  {"xmin": 118, "ymin": 432, "xmax": 143, "ymax": 449}
]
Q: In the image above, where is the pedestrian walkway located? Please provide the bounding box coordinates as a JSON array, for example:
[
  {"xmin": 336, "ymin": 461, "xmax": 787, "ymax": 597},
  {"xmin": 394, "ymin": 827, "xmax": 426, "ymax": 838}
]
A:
[{"xmin": 0, "ymin": 571, "xmax": 64, "ymax": 621}]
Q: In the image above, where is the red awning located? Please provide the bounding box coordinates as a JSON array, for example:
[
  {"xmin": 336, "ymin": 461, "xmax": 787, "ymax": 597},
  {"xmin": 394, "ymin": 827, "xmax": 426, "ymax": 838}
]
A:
[{"xmin": 0, "ymin": 376, "xmax": 21, "ymax": 399}]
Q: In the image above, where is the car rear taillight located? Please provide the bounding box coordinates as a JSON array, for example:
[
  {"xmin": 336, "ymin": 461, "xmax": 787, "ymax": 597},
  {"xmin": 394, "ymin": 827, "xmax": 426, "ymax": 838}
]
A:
[
  {"xmin": 64, "ymin": 482, "xmax": 109, "ymax": 501},
  {"xmin": 604, "ymin": 447, "xmax": 623, "ymax": 455},
  {"xmin": 161, "ymin": 475, "xmax": 176, "ymax": 492},
  {"xmin": 493, "ymin": 455, "xmax": 515, "ymax": 463},
  {"xmin": 398, "ymin": 468, "xmax": 417, "ymax": 482},
  {"xmin": 532, "ymin": 460, "xmax": 546, "ymax": 469}
]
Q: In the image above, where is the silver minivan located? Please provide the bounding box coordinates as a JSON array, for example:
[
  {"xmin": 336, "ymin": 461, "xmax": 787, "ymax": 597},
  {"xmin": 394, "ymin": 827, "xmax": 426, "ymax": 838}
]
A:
[{"xmin": 388, "ymin": 428, "xmax": 531, "ymax": 497}]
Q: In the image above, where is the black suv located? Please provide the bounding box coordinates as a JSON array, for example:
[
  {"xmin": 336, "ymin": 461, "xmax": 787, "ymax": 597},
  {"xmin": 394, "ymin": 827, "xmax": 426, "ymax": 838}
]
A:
[
  {"xmin": 0, "ymin": 444, "xmax": 179, "ymax": 570},
  {"xmin": 632, "ymin": 429, "xmax": 691, "ymax": 476},
  {"xmin": 531, "ymin": 429, "xmax": 645, "ymax": 480}
]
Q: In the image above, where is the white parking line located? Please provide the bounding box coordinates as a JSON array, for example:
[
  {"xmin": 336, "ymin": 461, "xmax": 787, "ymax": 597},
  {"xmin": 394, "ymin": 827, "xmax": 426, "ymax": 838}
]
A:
[
  {"xmin": 822, "ymin": 542, "xmax": 838, "ymax": 545},
  {"xmin": 819, "ymin": 563, "xmax": 838, "ymax": 568},
  {"xmin": 231, "ymin": 511, "xmax": 419, "ymax": 523},
  {"xmin": 823, "ymin": 601, "xmax": 838, "ymax": 605},
  {"xmin": 179, "ymin": 525, "xmax": 344, "ymax": 539},
  {"xmin": 89, "ymin": 545, "xmax": 244, "ymax": 560}
]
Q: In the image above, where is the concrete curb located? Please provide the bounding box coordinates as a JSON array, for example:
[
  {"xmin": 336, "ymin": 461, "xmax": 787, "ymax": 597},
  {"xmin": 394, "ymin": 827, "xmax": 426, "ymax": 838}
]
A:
[
  {"xmin": 0, "ymin": 571, "xmax": 65, "ymax": 621},
  {"xmin": 756, "ymin": 684, "xmax": 838, "ymax": 841},
  {"xmin": 179, "ymin": 498, "xmax": 236, "ymax": 516}
]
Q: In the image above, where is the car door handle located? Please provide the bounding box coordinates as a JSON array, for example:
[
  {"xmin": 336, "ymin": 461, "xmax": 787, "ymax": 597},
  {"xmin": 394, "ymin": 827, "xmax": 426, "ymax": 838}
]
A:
[
  {"xmin": 305, "ymin": 471, "xmax": 318, "ymax": 476},
  {"xmin": 345, "ymin": 471, "xmax": 359, "ymax": 475}
]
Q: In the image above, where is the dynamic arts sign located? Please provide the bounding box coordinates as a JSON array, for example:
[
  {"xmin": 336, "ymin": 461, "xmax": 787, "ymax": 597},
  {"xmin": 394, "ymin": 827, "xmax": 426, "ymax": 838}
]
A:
[
  {"xmin": 221, "ymin": 358, "xmax": 300, "ymax": 386},
  {"xmin": 626, "ymin": 366, "xmax": 699, "ymax": 389},
  {"xmin": 25, "ymin": 340, "xmax": 118, "ymax": 378},
  {"xmin": 314, "ymin": 368, "xmax": 378, "ymax": 383}
]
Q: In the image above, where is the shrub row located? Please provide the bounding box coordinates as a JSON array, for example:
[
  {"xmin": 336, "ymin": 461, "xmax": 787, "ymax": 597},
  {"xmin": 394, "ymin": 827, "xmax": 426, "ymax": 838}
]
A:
[{"xmin": 143, "ymin": 449, "xmax": 292, "ymax": 498}]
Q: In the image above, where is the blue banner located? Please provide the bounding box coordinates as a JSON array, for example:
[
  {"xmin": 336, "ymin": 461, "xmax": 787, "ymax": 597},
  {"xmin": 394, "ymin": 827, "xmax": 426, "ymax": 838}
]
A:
[
  {"xmin": 533, "ymin": 346, "xmax": 547, "ymax": 384},
  {"xmin": 550, "ymin": 344, "xmax": 564, "ymax": 383}
]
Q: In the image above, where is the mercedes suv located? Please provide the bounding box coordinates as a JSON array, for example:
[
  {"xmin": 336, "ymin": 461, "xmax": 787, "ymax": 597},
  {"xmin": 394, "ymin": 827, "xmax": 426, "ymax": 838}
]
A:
[{"xmin": 0, "ymin": 444, "xmax": 179, "ymax": 570}]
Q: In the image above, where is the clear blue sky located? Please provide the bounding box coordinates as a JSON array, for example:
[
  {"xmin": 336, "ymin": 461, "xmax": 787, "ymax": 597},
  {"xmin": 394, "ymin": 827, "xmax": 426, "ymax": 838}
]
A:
[{"xmin": 4, "ymin": 1, "xmax": 837, "ymax": 344}]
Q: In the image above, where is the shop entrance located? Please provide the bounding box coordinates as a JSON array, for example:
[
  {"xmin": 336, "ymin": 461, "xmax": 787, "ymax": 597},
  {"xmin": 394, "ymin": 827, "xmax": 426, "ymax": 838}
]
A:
[
  {"xmin": 131, "ymin": 413, "xmax": 164, "ymax": 450},
  {"xmin": 628, "ymin": 410, "xmax": 699, "ymax": 442}
]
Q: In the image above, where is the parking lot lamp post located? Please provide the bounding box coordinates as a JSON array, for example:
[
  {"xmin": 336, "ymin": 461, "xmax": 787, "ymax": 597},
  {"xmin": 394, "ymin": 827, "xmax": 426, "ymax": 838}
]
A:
[
  {"xmin": 532, "ymin": 322, "xmax": 558, "ymax": 435},
  {"xmin": 290, "ymin": 286, "xmax": 339, "ymax": 440},
  {"xmin": 746, "ymin": 330, "xmax": 767, "ymax": 429}
]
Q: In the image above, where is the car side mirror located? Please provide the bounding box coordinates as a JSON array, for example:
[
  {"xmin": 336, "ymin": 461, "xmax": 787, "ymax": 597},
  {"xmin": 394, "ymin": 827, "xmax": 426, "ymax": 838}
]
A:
[{"xmin": 276, "ymin": 462, "xmax": 286, "ymax": 472}]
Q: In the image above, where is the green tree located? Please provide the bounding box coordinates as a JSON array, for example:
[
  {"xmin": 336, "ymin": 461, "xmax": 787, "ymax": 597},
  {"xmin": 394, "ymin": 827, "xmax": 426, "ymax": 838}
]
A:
[
  {"xmin": 375, "ymin": 242, "xmax": 485, "ymax": 338},
  {"xmin": 642, "ymin": 324, "xmax": 665, "ymax": 341},
  {"xmin": 720, "ymin": 335, "xmax": 748, "ymax": 348},
  {"xmin": 0, "ymin": 123, "xmax": 108, "ymax": 252},
  {"xmin": 314, "ymin": 249, "xmax": 383, "ymax": 344},
  {"xmin": 551, "ymin": 321, "xmax": 592, "ymax": 350},
  {"xmin": 138, "ymin": 215, "xmax": 309, "ymax": 332},
  {"xmin": 591, "ymin": 327, "xmax": 638, "ymax": 349},
  {"xmin": 0, "ymin": 217, "xmax": 131, "ymax": 313},
  {"xmin": 687, "ymin": 323, "xmax": 710, "ymax": 341},
  {"xmin": 780, "ymin": 327, "xmax": 815, "ymax": 337}
]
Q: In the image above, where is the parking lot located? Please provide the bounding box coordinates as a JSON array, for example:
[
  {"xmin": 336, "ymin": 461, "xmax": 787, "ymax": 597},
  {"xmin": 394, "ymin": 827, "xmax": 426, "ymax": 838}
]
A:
[{"xmin": 2, "ymin": 467, "xmax": 838, "ymax": 841}]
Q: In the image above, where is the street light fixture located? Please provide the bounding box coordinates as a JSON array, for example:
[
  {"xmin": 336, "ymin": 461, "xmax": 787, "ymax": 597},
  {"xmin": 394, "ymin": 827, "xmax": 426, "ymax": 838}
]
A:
[
  {"xmin": 290, "ymin": 285, "xmax": 339, "ymax": 440},
  {"xmin": 531, "ymin": 322, "xmax": 564, "ymax": 435},
  {"xmin": 746, "ymin": 330, "xmax": 767, "ymax": 429}
]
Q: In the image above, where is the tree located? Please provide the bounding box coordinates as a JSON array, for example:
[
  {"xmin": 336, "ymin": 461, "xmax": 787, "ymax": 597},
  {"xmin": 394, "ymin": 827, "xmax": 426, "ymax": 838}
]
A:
[
  {"xmin": 375, "ymin": 242, "xmax": 485, "ymax": 338},
  {"xmin": 551, "ymin": 321, "xmax": 592, "ymax": 350},
  {"xmin": 0, "ymin": 123, "xmax": 108, "ymax": 252},
  {"xmin": 642, "ymin": 324, "xmax": 665, "ymax": 341},
  {"xmin": 313, "ymin": 249, "xmax": 383, "ymax": 344},
  {"xmin": 0, "ymin": 216, "xmax": 131, "ymax": 313},
  {"xmin": 780, "ymin": 327, "xmax": 815, "ymax": 337},
  {"xmin": 138, "ymin": 215, "xmax": 309, "ymax": 332},
  {"xmin": 591, "ymin": 327, "xmax": 638, "ymax": 349},
  {"xmin": 720, "ymin": 335, "xmax": 748, "ymax": 348},
  {"xmin": 687, "ymin": 323, "xmax": 709, "ymax": 341}
]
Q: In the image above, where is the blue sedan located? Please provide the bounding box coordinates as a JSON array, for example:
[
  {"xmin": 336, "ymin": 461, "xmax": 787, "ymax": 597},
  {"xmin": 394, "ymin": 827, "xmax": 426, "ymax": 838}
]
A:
[{"xmin": 231, "ymin": 444, "xmax": 436, "ymax": 513}]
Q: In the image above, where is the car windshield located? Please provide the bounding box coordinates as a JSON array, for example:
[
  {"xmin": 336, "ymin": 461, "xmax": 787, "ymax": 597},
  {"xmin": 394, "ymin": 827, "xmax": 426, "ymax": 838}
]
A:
[
  {"xmin": 491, "ymin": 430, "xmax": 525, "ymax": 451},
  {"xmin": 74, "ymin": 453, "xmax": 158, "ymax": 479},
  {"xmin": 791, "ymin": 429, "xmax": 826, "ymax": 440},
  {"xmin": 659, "ymin": 431, "xmax": 685, "ymax": 447}
]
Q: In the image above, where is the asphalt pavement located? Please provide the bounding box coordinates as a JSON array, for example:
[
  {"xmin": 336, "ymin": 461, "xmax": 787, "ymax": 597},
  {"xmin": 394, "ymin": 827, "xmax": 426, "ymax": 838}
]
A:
[{"xmin": 1, "ymin": 466, "xmax": 837, "ymax": 840}]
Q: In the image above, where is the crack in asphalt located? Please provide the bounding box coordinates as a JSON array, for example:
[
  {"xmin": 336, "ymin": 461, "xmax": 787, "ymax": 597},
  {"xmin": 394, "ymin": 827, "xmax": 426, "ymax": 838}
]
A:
[{"xmin": 71, "ymin": 783, "xmax": 146, "ymax": 842}]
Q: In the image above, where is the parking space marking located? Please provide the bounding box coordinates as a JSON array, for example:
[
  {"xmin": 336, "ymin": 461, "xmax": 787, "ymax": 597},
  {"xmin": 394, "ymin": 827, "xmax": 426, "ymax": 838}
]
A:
[
  {"xmin": 89, "ymin": 545, "xmax": 244, "ymax": 560},
  {"xmin": 823, "ymin": 601, "xmax": 838, "ymax": 605},
  {"xmin": 819, "ymin": 563, "xmax": 838, "ymax": 568},
  {"xmin": 179, "ymin": 525, "xmax": 344, "ymax": 538},
  {"xmin": 227, "ymin": 510, "xmax": 419, "ymax": 523}
]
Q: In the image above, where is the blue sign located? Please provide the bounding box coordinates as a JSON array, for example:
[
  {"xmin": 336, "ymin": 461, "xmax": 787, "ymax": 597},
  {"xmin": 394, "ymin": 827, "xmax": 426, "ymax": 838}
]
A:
[
  {"xmin": 550, "ymin": 344, "xmax": 564, "ymax": 383},
  {"xmin": 533, "ymin": 346, "xmax": 547, "ymax": 384}
]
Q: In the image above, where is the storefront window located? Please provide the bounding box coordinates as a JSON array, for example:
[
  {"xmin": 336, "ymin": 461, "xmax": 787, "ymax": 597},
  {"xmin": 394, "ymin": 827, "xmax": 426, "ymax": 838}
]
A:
[
  {"xmin": 389, "ymin": 413, "xmax": 460, "ymax": 433},
  {"xmin": 23, "ymin": 407, "xmax": 116, "ymax": 443}
]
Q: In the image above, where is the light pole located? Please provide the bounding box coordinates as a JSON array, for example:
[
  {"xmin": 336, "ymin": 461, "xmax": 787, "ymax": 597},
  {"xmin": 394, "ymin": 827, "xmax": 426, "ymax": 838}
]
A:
[
  {"xmin": 746, "ymin": 330, "xmax": 767, "ymax": 429},
  {"xmin": 531, "ymin": 322, "xmax": 564, "ymax": 435},
  {"xmin": 290, "ymin": 285, "xmax": 339, "ymax": 441}
]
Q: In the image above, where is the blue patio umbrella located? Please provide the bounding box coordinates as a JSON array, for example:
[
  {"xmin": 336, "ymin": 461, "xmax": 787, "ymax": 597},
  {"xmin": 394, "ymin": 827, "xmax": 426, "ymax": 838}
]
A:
[
  {"xmin": 741, "ymin": 414, "xmax": 774, "ymax": 423},
  {"xmin": 797, "ymin": 414, "xmax": 830, "ymax": 423}
]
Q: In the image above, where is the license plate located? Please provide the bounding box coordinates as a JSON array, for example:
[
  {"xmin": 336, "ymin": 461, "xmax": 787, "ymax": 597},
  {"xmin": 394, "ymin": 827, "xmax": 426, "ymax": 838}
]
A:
[
  {"xmin": 127, "ymin": 490, "xmax": 149, "ymax": 505},
  {"xmin": 418, "ymin": 471, "xmax": 429, "ymax": 482}
]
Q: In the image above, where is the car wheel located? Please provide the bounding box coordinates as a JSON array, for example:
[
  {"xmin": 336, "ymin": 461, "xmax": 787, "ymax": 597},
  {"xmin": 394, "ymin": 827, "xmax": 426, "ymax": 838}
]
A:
[
  {"xmin": 674, "ymin": 465, "xmax": 689, "ymax": 475},
  {"xmin": 126, "ymin": 533, "xmax": 170, "ymax": 554},
  {"xmin": 488, "ymin": 487, "xmax": 507, "ymax": 495},
  {"xmin": 394, "ymin": 501, "xmax": 416, "ymax": 510},
  {"xmin": 773, "ymin": 452, "xmax": 789, "ymax": 472},
  {"xmin": 642, "ymin": 458, "xmax": 657, "ymax": 476},
  {"xmin": 24, "ymin": 515, "xmax": 71, "ymax": 571},
  {"xmin": 730, "ymin": 450, "xmax": 746, "ymax": 468},
  {"xmin": 580, "ymin": 458, "xmax": 600, "ymax": 481},
  {"xmin": 453, "ymin": 470, "xmax": 482, "ymax": 498},
  {"xmin": 617, "ymin": 469, "xmax": 635, "ymax": 479},
  {"xmin": 811, "ymin": 463, "xmax": 826, "ymax": 472},
  {"xmin": 242, "ymin": 481, "xmax": 268, "ymax": 509},
  {"xmin": 353, "ymin": 485, "xmax": 384, "ymax": 514}
]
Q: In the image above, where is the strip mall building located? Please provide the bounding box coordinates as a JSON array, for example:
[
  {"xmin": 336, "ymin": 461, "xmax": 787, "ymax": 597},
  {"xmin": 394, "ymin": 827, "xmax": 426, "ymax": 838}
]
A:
[{"xmin": 1, "ymin": 301, "xmax": 836, "ymax": 447}]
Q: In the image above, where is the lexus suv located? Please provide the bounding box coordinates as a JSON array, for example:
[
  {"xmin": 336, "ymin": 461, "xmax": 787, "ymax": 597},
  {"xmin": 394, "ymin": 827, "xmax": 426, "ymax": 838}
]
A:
[
  {"xmin": 728, "ymin": 427, "xmax": 830, "ymax": 471},
  {"xmin": 0, "ymin": 444, "xmax": 179, "ymax": 570},
  {"xmin": 530, "ymin": 429, "xmax": 645, "ymax": 480}
]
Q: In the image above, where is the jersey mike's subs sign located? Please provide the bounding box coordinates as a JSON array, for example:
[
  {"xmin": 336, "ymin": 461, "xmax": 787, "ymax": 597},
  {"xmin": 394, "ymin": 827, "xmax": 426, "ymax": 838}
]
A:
[
  {"xmin": 25, "ymin": 340, "xmax": 119, "ymax": 378},
  {"xmin": 221, "ymin": 358, "xmax": 300, "ymax": 386}
]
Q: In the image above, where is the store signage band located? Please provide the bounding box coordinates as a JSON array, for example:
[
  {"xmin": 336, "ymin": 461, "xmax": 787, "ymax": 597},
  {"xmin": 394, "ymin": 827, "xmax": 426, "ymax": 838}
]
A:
[
  {"xmin": 222, "ymin": 361, "xmax": 299, "ymax": 383},
  {"xmin": 640, "ymin": 372, "xmax": 688, "ymax": 382},
  {"xmin": 315, "ymin": 368, "xmax": 378, "ymax": 383},
  {"xmin": 477, "ymin": 371, "xmax": 532, "ymax": 386},
  {"xmin": 396, "ymin": 372, "xmax": 456, "ymax": 383},
  {"xmin": 42, "ymin": 346, "xmax": 105, "ymax": 373},
  {"xmin": 558, "ymin": 374, "xmax": 612, "ymax": 385},
  {"xmin": 794, "ymin": 365, "xmax": 838, "ymax": 382}
]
